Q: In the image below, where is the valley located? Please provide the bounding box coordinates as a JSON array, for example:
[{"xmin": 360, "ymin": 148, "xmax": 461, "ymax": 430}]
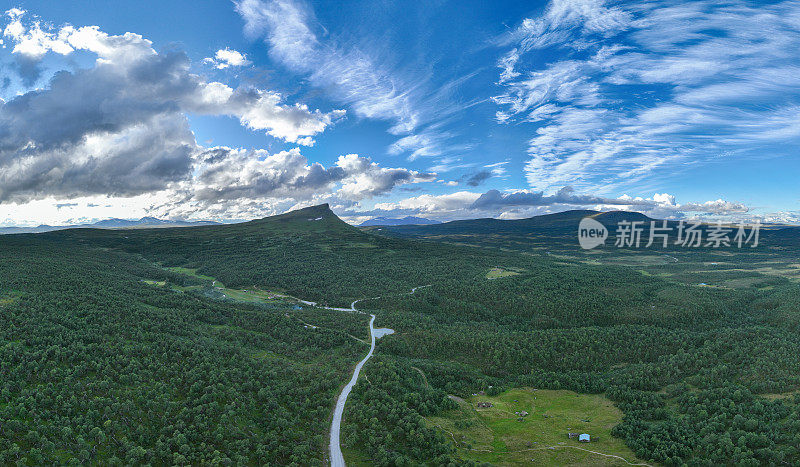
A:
[{"xmin": 1, "ymin": 204, "xmax": 800, "ymax": 465}]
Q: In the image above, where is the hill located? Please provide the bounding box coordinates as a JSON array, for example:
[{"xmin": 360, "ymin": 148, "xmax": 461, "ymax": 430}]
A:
[{"xmin": 42, "ymin": 204, "xmax": 502, "ymax": 306}]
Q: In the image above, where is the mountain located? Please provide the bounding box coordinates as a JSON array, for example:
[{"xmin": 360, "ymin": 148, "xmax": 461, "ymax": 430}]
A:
[
  {"xmin": 245, "ymin": 203, "xmax": 357, "ymax": 233},
  {"xmin": 0, "ymin": 217, "xmax": 219, "ymax": 235},
  {"xmin": 590, "ymin": 210, "xmax": 654, "ymax": 226},
  {"xmin": 363, "ymin": 209, "xmax": 658, "ymax": 238},
  {"xmin": 39, "ymin": 203, "xmax": 488, "ymax": 306},
  {"xmin": 359, "ymin": 216, "xmax": 441, "ymax": 226},
  {"xmin": 0, "ymin": 224, "xmax": 61, "ymax": 235},
  {"xmin": 361, "ymin": 209, "xmax": 667, "ymax": 252},
  {"xmin": 90, "ymin": 216, "xmax": 219, "ymax": 229}
]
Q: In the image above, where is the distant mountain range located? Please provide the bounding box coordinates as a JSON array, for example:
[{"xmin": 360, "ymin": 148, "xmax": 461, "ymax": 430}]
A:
[
  {"xmin": 0, "ymin": 217, "xmax": 219, "ymax": 235},
  {"xmin": 6, "ymin": 207, "xmax": 796, "ymax": 237},
  {"xmin": 358, "ymin": 216, "xmax": 441, "ymax": 226},
  {"xmin": 361, "ymin": 209, "xmax": 650, "ymax": 236},
  {"xmin": 363, "ymin": 209, "xmax": 800, "ymax": 246}
]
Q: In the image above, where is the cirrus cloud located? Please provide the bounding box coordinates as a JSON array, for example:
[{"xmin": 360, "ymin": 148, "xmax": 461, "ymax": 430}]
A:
[{"xmin": 495, "ymin": 0, "xmax": 800, "ymax": 193}]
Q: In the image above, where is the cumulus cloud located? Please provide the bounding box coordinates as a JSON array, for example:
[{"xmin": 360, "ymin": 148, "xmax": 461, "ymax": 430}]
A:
[
  {"xmin": 0, "ymin": 10, "xmax": 344, "ymax": 202},
  {"xmin": 470, "ymin": 187, "xmax": 749, "ymax": 217},
  {"xmin": 335, "ymin": 154, "xmax": 437, "ymax": 200},
  {"xmin": 0, "ymin": 109, "xmax": 196, "ymax": 202},
  {"xmin": 204, "ymin": 48, "xmax": 251, "ymax": 69},
  {"xmin": 190, "ymin": 147, "xmax": 338, "ymax": 202},
  {"xmin": 371, "ymin": 191, "xmax": 483, "ymax": 215},
  {"xmin": 495, "ymin": 0, "xmax": 800, "ymax": 192},
  {"xmin": 146, "ymin": 147, "xmax": 437, "ymax": 219},
  {"xmin": 0, "ymin": 8, "xmax": 439, "ymax": 222},
  {"xmin": 341, "ymin": 186, "xmax": 751, "ymax": 224}
]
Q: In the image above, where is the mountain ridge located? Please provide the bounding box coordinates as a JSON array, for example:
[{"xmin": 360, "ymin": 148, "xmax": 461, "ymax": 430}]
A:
[
  {"xmin": 0, "ymin": 217, "xmax": 220, "ymax": 235},
  {"xmin": 361, "ymin": 209, "xmax": 659, "ymax": 237}
]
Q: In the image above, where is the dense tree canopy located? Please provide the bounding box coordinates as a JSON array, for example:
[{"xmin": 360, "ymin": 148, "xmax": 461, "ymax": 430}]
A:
[{"xmin": 2, "ymin": 205, "xmax": 799, "ymax": 464}]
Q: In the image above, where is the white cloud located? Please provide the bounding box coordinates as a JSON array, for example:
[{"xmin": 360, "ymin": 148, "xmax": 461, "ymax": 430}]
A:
[
  {"xmin": 494, "ymin": 0, "xmax": 800, "ymax": 193},
  {"xmin": 204, "ymin": 48, "xmax": 251, "ymax": 69},
  {"xmin": 0, "ymin": 9, "xmax": 348, "ymax": 204},
  {"xmin": 0, "ymin": 193, "xmax": 170, "ymax": 228},
  {"xmin": 470, "ymin": 187, "xmax": 749, "ymax": 218},
  {"xmin": 373, "ymin": 191, "xmax": 483, "ymax": 215},
  {"xmin": 235, "ymin": 0, "xmax": 470, "ymax": 161},
  {"xmin": 335, "ymin": 153, "xmax": 436, "ymax": 200},
  {"xmin": 236, "ymin": 0, "xmax": 419, "ymax": 134},
  {"xmin": 162, "ymin": 147, "xmax": 436, "ymax": 216},
  {"xmin": 2, "ymin": 9, "xmax": 341, "ymax": 146},
  {"xmin": 343, "ymin": 186, "xmax": 753, "ymax": 223},
  {"xmin": 496, "ymin": 0, "xmax": 633, "ymax": 57},
  {"xmin": 233, "ymin": 91, "xmax": 345, "ymax": 144}
]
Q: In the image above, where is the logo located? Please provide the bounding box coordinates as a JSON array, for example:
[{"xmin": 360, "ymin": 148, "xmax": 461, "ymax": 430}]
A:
[
  {"xmin": 576, "ymin": 218, "xmax": 760, "ymax": 250},
  {"xmin": 578, "ymin": 217, "xmax": 608, "ymax": 250}
]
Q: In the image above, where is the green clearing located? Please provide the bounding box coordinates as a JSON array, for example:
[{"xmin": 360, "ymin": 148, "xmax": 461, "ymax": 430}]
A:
[
  {"xmin": 217, "ymin": 286, "xmax": 281, "ymax": 304},
  {"xmin": 141, "ymin": 279, "xmax": 166, "ymax": 287},
  {"xmin": 165, "ymin": 267, "xmax": 286, "ymax": 304},
  {"xmin": 486, "ymin": 267, "xmax": 522, "ymax": 279},
  {"xmin": 761, "ymin": 390, "xmax": 800, "ymax": 401},
  {"xmin": 427, "ymin": 388, "xmax": 645, "ymax": 466}
]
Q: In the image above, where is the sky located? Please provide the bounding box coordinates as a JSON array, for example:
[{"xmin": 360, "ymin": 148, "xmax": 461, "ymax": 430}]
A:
[{"xmin": 0, "ymin": 0, "xmax": 798, "ymax": 227}]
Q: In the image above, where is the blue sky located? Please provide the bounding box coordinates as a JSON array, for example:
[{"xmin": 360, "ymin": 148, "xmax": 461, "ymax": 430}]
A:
[{"xmin": 0, "ymin": 0, "xmax": 798, "ymax": 226}]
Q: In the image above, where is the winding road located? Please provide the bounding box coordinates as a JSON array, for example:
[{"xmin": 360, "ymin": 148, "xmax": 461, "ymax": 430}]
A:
[
  {"xmin": 329, "ymin": 314, "xmax": 393, "ymax": 467},
  {"xmin": 328, "ymin": 285, "xmax": 430, "ymax": 467}
]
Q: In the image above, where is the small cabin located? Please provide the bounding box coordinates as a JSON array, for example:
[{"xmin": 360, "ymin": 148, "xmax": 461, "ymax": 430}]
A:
[
  {"xmin": 477, "ymin": 401, "xmax": 493, "ymax": 408},
  {"xmin": 579, "ymin": 434, "xmax": 590, "ymax": 443}
]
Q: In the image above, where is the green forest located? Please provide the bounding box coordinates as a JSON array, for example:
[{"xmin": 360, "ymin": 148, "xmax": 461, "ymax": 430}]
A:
[{"xmin": 2, "ymin": 204, "xmax": 800, "ymax": 465}]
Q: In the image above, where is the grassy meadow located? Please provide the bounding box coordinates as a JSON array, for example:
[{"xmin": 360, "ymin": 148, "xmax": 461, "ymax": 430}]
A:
[{"xmin": 427, "ymin": 388, "xmax": 646, "ymax": 466}]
